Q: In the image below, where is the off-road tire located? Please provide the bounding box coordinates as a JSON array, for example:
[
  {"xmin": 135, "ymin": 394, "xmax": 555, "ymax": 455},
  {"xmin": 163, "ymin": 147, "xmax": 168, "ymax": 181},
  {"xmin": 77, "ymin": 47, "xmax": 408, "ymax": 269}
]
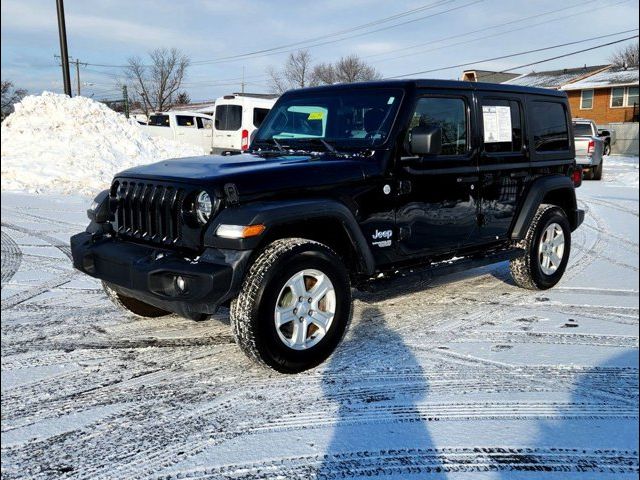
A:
[
  {"xmin": 102, "ymin": 281, "xmax": 170, "ymax": 318},
  {"xmin": 510, "ymin": 204, "xmax": 571, "ymax": 290},
  {"xmin": 231, "ymin": 238, "xmax": 352, "ymax": 373},
  {"xmin": 592, "ymin": 160, "xmax": 603, "ymax": 180}
]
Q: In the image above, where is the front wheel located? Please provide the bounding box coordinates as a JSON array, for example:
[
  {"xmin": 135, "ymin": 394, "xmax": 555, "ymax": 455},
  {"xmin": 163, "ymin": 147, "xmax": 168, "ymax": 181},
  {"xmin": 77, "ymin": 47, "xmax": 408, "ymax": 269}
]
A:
[
  {"xmin": 231, "ymin": 238, "xmax": 352, "ymax": 373},
  {"xmin": 592, "ymin": 160, "xmax": 603, "ymax": 180},
  {"xmin": 510, "ymin": 204, "xmax": 571, "ymax": 290}
]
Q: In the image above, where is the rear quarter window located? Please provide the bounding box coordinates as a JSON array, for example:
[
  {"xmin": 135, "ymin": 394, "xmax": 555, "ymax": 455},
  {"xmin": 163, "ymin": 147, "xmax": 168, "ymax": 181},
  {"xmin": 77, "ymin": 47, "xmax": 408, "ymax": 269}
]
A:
[
  {"xmin": 176, "ymin": 115, "xmax": 195, "ymax": 127},
  {"xmin": 253, "ymin": 108, "xmax": 270, "ymax": 128},
  {"xmin": 531, "ymin": 101, "xmax": 570, "ymax": 152}
]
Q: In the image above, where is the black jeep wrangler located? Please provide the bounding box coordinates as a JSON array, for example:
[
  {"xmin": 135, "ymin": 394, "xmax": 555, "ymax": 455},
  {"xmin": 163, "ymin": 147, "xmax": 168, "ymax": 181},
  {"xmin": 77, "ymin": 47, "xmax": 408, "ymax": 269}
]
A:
[{"xmin": 71, "ymin": 80, "xmax": 584, "ymax": 373}]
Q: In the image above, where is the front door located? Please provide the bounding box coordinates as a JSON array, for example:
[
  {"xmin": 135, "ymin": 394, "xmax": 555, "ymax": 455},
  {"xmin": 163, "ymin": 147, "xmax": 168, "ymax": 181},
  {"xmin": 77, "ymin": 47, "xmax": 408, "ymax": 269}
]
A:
[
  {"xmin": 476, "ymin": 94, "xmax": 530, "ymax": 242},
  {"xmin": 395, "ymin": 93, "xmax": 480, "ymax": 258}
]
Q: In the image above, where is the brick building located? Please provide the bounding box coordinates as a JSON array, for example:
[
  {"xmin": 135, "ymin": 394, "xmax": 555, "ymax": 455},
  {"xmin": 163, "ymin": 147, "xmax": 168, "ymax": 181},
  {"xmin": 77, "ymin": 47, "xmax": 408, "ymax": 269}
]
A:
[{"xmin": 561, "ymin": 67, "xmax": 639, "ymax": 124}]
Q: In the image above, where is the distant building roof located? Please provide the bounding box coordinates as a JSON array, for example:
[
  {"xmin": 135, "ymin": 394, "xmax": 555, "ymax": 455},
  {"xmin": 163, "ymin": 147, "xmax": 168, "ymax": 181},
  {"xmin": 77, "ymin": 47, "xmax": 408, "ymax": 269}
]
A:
[
  {"xmin": 503, "ymin": 64, "xmax": 611, "ymax": 89},
  {"xmin": 460, "ymin": 69, "xmax": 520, "ymax": 84},
  {"xmin": 561, "ymin": 66, "xmax": 639, "ymax": 91}
]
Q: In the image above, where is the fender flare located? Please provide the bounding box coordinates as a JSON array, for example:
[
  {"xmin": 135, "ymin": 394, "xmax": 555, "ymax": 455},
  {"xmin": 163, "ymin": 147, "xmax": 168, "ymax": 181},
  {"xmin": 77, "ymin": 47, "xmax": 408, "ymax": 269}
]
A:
[
  {"xmin": 204, "ymin": 199, "xmax": 376, "ymax": 276},
  {"xmin": 511, "ymin": 175, "xmax": 578, "ymax": 240}
]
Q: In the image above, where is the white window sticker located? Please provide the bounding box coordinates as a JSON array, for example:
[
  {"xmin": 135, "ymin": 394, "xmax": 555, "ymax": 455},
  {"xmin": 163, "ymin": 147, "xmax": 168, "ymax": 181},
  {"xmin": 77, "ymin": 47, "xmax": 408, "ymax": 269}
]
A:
[{"xmin": 483, "ymin": 105, "xmax": 512, "ymax": 143}]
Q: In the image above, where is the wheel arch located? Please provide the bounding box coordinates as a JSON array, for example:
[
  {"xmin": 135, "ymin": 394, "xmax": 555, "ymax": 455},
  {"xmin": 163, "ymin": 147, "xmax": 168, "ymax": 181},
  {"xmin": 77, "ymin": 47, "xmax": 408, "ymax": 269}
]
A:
[
  {"xmin": 205, "ymin": 199, "xmax": 376, "ymax": 276},
  {"xmin": 511, "ymin": 175, "xmax": 579, "ymax": 240}
]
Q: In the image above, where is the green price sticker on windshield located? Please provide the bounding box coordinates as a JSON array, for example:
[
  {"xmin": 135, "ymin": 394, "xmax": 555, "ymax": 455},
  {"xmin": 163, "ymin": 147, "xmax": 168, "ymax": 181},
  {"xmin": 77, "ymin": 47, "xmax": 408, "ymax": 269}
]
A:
[{"xmin": 308, "ymin": 111, "xmax": 324, "ymax": 120}]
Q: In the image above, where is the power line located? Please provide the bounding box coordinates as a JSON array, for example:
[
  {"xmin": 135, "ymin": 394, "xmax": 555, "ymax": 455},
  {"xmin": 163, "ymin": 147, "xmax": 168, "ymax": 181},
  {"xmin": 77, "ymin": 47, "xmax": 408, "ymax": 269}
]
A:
[
  {"xmin": 75, "ymin": 0, "xmax": 482, "ymax": 68},
  {"xmin": 368, "ymin": 0, "xmax": 631, "ymax": 65},
  {"xmin": 192, "ymin": 0, "xmax": 483, "ymax": 66},
  {"xmin": 389, "ymin": 31, "xmax": 639, "ymax": 78}
]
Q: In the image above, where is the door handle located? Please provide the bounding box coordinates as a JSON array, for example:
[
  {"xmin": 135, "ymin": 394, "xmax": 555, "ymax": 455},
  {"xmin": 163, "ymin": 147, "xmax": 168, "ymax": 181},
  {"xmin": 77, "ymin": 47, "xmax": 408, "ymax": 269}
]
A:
[
  {"xmin": 457, "ymin": 176, "xmax": 479, "ymax": 183},
  {"xmin": 510, "ymin": 171, "xmax": 528, "ymax": 179}
]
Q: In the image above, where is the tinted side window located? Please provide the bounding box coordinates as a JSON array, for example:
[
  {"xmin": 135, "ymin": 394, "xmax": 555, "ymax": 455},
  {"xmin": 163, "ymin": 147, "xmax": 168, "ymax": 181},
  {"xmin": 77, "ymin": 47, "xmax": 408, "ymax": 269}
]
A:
[
  {"xmin": 196, "ymin": 117, "xmax": 212, "ymax": 129},
  {"xmin": 531, "ymin": 101, "xmax": 569, "ymax": 152},
  {"xmin": 409, "ymin": 97, "xmax": 467, "ymax": 155},
  {"xmin": 482, "ymin": 99, "xmax": 523, "ymax": 153},
  {"xmin": 148, "ymin": 114, "xmax": 169, "ymax": 127},
  {"xmin": 253, "ymin": 108, "xmax": 270, "ymax": 128},
  {"xmin": 215, "ymin": 105, "xmax": 242, "ymax": 131},
  {"xmin": 176, "ymin": 115, "xmax": 195, "ymax": 127}
]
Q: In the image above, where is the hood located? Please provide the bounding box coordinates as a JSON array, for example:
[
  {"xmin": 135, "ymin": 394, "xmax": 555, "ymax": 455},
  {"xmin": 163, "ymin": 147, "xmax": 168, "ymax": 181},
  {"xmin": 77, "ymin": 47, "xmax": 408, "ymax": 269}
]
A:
[{"xmin": 116, "ymin": 153, "xmax": 367, "ymax": 195}]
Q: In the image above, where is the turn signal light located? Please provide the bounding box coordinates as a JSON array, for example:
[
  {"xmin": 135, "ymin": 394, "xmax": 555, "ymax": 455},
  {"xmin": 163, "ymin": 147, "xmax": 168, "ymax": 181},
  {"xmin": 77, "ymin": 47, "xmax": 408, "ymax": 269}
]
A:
[{"xmin": 216, "ymin": 224, "xmax": 266, "ymax": 239}]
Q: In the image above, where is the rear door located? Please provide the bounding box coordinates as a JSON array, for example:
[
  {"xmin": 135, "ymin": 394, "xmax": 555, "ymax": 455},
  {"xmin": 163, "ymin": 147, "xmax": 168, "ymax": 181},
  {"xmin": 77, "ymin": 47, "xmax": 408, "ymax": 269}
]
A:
[
  {"xmin": 196, "ymin": 116, "xmax": 213, "ymax": 153},
  {"xmin": 213, "ymin": 103, "xmax": 243, "ymax": 150},
  {"xmin": 476, "ymin": 94, "xmax": 530, "ymax": 242},
  {"xmin": 395, "ymin": 91, "xmax": 481, "ymax": 257},
  {"xmin": 174, "ymin": 115, "xmax": 207, "ymax": 153}
]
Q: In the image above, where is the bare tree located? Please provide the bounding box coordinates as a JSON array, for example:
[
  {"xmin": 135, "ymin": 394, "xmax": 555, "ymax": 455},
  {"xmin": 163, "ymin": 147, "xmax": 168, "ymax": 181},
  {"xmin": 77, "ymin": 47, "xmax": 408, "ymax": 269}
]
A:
[
  {"xmin": 1, "ymin": 80, "xmax": 27, "ymax": 120},
  {"xmin": 310, "ymin": 62, "xmax": 337, "ymax": 86},
  {"xmin": 333, "ymin": 55, "xmax": 382, "ymax": 83},
  {"xmin": 268, "ymin": 50, "xmax": 314, "ymax": 94},
  {"xmin": 175, "ymin": 91, "xmax": 191, "ymax": 105},
  {"xmin": 126, "ymin": 48, "xmax": 190, "ymax": 114},
  {"xmin": 609, "ymin": 42, "xmax": 639, "ymax": 67}
]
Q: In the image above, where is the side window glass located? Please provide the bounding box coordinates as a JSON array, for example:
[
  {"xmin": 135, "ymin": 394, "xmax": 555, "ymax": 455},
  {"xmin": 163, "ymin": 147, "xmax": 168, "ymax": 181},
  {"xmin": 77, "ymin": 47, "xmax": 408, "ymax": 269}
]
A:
[
  {"xmin": 531, "ymin": 101, "xmax": 569, "ymax": 152},
  {"xmin": 196, "ymin": 117, "xmax": 212, "ymax": 129},
  {"xmin": 482, "ymin": 99, "xmax": 523, "ymax": 153},
  {"xmin": 408, "ymin": 97, "xmax": 467, "ymax": 155},
  {"xmin": 148, "ymin": 114, "xmax": 169, "ymax": 127},
  {"xmin": 176, "ymin": 115, "xmax": 195, "ymax": 127},
  {"xmin": 253, "ymin": 108, "xmax": 270, "ymax": 128}
]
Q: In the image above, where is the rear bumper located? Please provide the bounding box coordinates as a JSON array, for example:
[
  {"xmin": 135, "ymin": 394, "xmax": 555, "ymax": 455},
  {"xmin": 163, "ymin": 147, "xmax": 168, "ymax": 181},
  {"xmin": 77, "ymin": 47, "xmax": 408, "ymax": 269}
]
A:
[
  {"xmin": 71, "ymin": 232, "xmax": 251, "ymax": 318},
  {"xmin": 575, "ymin": 155, "xmax": 601, "ymax": 167}
]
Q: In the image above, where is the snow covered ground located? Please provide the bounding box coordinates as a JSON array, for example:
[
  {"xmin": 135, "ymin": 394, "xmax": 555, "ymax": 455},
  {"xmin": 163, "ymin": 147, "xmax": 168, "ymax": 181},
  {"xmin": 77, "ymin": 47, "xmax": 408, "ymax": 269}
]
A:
[{"xmin": 1, "ymin": 157, "xmax": 638, "ymax": 479}]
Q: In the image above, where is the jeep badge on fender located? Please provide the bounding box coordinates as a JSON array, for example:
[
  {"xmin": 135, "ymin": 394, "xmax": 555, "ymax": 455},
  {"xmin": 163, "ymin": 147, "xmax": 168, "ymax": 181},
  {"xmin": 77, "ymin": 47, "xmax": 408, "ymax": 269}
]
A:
[{"xmin": 71, "ymin": 80, "xmax": 584, "ymax": 373}]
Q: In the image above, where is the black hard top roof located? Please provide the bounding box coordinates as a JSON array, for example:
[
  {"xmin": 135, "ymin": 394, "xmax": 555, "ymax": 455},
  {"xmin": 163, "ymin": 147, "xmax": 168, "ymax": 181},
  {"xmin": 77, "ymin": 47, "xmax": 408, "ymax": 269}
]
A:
[{"xmin": 286, "ymin": 79, "xmax": 567, "ymax": 98}]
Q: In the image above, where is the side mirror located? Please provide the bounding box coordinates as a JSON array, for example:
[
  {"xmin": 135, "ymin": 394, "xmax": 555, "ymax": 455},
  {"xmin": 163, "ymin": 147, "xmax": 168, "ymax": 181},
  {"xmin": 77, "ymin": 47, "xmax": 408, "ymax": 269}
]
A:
[{"xmin": 409, "ymin": 124, "xmax": 442, "ymax": 157}]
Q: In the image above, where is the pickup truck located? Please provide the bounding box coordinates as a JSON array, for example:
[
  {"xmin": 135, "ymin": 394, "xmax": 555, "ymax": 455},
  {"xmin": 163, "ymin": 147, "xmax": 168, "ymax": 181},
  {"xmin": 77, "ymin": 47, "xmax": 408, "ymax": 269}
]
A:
[
  {"xmin": 142, "ymin": 111, "xmax": 214, "ymax": 154},
  {"xmin": 572, "ymin": 119, "xmax": 604, "ymax": 180}
]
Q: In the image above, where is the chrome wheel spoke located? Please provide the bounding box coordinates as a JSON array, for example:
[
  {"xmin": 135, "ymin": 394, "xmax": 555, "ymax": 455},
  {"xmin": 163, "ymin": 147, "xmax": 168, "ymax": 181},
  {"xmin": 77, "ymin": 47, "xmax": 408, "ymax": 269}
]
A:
[
  {"xmin": 275, "ymin": 306, "xmax": 296, "ymax": 327},
  {"xmin": 550, "ymin": 252, "xmax": 562, "ymax": 268},
  {"xmin": 310, "ymin": 309, "xmax": 332, "ymax": 332},
  {"xmin": 292, "ymin": 320, "xmax": 308, "ymax": 348},
  {"xmin": 552, "ymin": 233, "xmax": 565, "ymax": 248},
  {"xmin": 309, "ymin": 274, "xmax": 331, "ymax": 303},
  {"xmin": 288, "ymin": 272, "xmax": 307, "ymax": 298}
]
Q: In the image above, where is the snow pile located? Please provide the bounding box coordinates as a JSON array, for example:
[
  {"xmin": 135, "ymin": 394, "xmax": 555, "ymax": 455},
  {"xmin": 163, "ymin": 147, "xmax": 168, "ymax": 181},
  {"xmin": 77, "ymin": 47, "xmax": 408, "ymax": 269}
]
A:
[{"xmin": 1, "ymin": 92, "xmax": 203, "ymax": 195}]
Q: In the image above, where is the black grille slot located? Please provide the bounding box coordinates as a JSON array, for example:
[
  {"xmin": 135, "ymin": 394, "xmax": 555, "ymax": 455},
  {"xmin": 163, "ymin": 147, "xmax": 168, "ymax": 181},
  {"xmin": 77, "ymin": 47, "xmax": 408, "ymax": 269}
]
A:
[{"xmin": 112, "ymin": 180, "xmax": 184, "ymax": 245}]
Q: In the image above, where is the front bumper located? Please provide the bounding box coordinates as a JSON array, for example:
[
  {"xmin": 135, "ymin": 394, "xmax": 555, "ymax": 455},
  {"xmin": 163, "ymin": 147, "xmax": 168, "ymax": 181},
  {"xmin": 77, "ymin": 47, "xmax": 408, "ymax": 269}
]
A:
[{"xmin": 71, "ymin": 232, "xmax": 251, "ymax": 318}]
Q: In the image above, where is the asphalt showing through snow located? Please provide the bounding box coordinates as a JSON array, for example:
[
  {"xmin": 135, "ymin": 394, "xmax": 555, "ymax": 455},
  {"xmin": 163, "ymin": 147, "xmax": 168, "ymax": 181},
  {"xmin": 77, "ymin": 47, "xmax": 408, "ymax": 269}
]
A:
[{"xmin": 1, "ymin": 158, "xmax": 638, "ymax": 479}]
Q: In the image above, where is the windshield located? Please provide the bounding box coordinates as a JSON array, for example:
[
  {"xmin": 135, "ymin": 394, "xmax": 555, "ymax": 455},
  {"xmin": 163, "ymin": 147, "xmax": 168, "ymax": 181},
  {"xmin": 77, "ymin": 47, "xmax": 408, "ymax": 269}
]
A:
[
  {"xmin": 572, "ymin": 123, "xmax": 593, "ymax": 137},
  {"xmin": 253, "ymin": 88, "xmax": 403, "ymax": 149}
]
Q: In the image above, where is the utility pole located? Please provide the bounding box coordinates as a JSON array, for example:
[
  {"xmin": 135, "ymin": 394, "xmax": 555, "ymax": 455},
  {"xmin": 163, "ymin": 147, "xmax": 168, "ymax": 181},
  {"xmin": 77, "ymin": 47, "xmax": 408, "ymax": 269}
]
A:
[
  {"xmin": 55, "ymin": 0, "xmax": 72, "ymax": 96},
  {"xmin": 122, "ymin": 85, "xmax": 130, "ymax": 119},
  {"xmin": 55, "ymin": 55, "xmax": 86, "ymax": 96},
  {"xmin": 75, "ymin": 58, "xmax": 81, "ymax": 96}
]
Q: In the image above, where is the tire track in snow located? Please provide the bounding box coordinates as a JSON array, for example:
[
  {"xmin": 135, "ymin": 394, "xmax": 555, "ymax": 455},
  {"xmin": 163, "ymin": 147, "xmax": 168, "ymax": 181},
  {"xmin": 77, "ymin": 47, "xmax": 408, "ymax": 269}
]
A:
[{"xmin": 1, "ymin": 230, "xmax": 22, "ymax": 286}]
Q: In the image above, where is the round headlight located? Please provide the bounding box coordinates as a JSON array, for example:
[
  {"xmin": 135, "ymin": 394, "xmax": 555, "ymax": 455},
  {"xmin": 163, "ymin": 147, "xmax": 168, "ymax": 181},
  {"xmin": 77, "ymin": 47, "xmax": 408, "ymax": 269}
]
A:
[{"xmin": 195, "ymin": 191, "xmax": 212, "ymax": 224}]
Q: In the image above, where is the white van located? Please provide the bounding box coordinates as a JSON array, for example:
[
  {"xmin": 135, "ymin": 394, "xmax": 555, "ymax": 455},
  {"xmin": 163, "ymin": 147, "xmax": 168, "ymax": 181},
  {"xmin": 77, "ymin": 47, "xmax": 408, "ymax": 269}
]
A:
[
  {"xmin": 212, "ymin": 93, "xmax": 278, "ymax": 154},
  {"xmin": 142, "ymin": 111, "xmax": 214, "ymax": 154}
]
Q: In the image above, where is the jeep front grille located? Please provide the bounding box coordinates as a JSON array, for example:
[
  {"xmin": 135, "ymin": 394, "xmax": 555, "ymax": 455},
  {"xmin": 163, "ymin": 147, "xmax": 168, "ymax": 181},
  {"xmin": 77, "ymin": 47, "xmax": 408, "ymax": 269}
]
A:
[{"xmin": 111, "ymin": 180, "xmax": 184, "ymax": 245}]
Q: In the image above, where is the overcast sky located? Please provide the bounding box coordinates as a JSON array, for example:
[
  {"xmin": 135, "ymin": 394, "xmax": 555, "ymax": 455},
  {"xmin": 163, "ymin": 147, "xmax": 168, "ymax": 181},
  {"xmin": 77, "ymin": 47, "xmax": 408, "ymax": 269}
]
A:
[{"xmin": 1, "ymin": 0, "xmax": 638, "ymax": 102}]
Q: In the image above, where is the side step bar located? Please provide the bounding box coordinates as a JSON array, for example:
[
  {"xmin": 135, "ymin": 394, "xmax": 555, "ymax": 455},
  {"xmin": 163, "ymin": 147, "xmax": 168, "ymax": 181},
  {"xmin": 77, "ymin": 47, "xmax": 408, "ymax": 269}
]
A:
[{"xmin": 358, "ymin": 248, "xmax": 524, "ymax": 292}]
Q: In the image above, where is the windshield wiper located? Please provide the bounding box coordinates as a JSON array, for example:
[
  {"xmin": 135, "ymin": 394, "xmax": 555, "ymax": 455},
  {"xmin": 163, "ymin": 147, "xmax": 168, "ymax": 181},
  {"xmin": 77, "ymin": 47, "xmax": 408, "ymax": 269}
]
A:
[{"xmin": 319, "ymin": 138, "xmax": 337, "ymax": 154}]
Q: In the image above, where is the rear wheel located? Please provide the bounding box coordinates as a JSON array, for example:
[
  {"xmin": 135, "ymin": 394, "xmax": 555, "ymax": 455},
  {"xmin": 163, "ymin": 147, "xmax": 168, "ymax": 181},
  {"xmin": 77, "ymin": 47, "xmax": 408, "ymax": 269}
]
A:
[
  {"xmin": 102, "ymin": 281, "xmax": 170, "ymax": 318},
  {"xmin": 603, "ymin": 143, "xmax": 611, "ymax": 156},
  {"xmin": 231, "ymin": 238, "xmax": 352, "ymax": 373},
  {"xmin": 510, "ymin": 204, "xmax": 571, "ymax": 290},
  {"xmin": 592, "ymin": 160, "xmax": 603, "ymax": 180}
]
